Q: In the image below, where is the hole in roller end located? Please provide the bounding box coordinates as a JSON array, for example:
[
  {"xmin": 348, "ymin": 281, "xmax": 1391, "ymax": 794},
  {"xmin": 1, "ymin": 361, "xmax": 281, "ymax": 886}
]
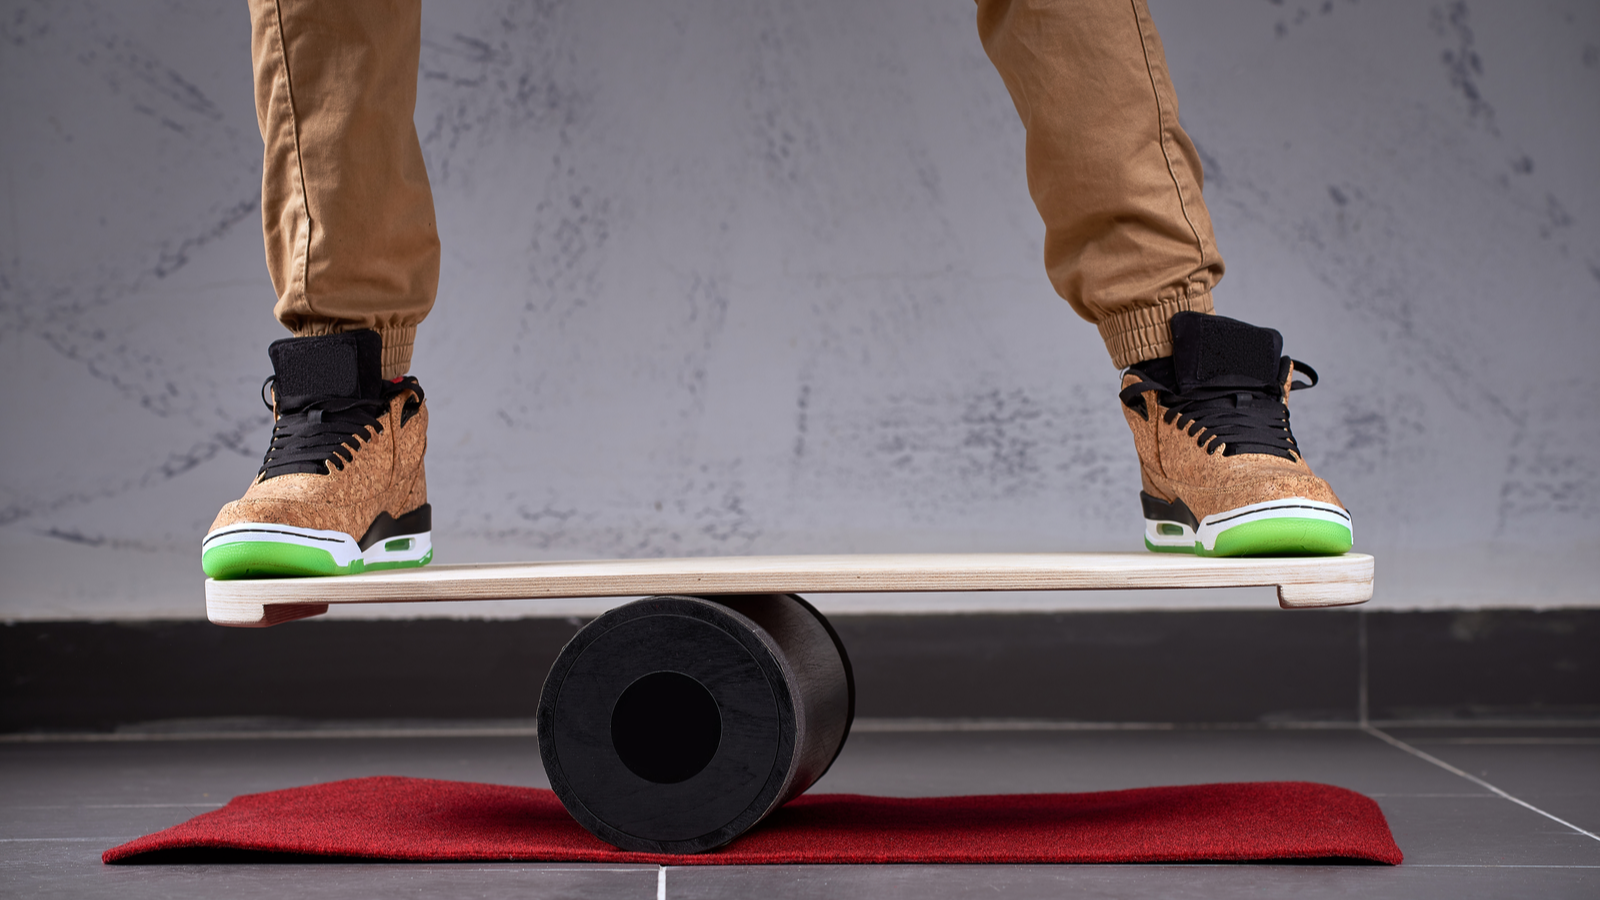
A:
[{"xmin": 611, "ymin": 671, "xmax": 723, "ymax": 784}]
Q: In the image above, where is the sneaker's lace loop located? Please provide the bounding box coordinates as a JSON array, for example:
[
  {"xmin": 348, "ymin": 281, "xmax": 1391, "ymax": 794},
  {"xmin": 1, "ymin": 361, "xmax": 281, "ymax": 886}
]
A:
[
  {"xmin": 257, "ymin": 377, "xmax": 425, "ymax": 479},
  {"xmin": 1120, "ymin": 358, "xmax": 1316, "ymax": 460}
]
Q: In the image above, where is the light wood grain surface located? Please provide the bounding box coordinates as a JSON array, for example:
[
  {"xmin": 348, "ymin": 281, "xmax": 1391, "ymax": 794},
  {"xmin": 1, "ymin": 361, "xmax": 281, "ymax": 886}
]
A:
[{"xmin": 206, "ymin": 552, "xmax": 1375, "ymax": 626}]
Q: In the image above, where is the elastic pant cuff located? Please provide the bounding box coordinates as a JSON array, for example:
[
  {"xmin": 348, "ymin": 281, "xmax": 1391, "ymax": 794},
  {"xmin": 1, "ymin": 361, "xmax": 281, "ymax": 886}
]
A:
[
  {"xmin": 1098, "ymin": 292, "xmax": 1216, "ymax": 368},
  {"xmin": 376, "ymin": 325, "xmax": 416, "ymax": 379}
]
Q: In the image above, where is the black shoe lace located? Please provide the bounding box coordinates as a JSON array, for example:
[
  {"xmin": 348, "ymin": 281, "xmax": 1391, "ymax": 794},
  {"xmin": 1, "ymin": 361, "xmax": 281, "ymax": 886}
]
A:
[
  {"xmin": 1119, "ymin": 358, "xmax": 1317, "ymax": 460},
  {"xmin": 256, "ymin": 377, "xmax": 425, "ymax": 479}
]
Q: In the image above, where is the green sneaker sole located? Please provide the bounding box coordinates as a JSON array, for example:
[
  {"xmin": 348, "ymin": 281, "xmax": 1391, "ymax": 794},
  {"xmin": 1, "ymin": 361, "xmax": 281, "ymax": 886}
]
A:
[
  {"xmin": 1146, "ymin": 517, "xmax": 1352, "ymax": 558},
  {"xmin": 202, "ymin": 542, "xmax": 433, "ymax": 580}
]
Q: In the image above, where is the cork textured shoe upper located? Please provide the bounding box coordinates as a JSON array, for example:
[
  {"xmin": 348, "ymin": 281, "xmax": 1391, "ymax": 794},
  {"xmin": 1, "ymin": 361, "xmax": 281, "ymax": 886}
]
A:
[
  {"xmin": 1120, "ymin": 368, "xmax": 1342, "ymax": 522},
  {"xmin": 210, "ymin": 389, "xmax": 428, "ymax": 540}
]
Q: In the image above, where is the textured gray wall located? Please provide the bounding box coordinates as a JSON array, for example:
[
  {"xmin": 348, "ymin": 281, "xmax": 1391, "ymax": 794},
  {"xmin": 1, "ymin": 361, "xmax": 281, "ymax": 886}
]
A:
[{"xmin": 2, "ymin": 0, "xmax": 1597, "ymax": 619}]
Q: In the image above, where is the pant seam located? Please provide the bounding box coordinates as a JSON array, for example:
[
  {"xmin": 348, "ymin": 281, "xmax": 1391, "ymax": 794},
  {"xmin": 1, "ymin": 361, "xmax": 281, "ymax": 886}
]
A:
[
  {"xmin": 1129, "ymin": 0, "xmax": 1208, "ymax": 267},
  {"xmin": 269, "ymin": 0, "xmax": 314, "ymax": 317}
]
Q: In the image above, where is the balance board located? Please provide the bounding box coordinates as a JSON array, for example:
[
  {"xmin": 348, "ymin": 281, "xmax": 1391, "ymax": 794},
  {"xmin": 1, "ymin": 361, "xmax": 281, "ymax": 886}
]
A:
[{"xmin": 205, "ymin": 551, "xmax": 1374, "ymax": 627}]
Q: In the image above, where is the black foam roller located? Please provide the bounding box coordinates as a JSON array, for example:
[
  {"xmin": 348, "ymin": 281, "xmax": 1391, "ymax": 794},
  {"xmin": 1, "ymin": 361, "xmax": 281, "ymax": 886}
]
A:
[{"xmin": 537, "ymin": 593, "xmax": 853, "ymax": 853}]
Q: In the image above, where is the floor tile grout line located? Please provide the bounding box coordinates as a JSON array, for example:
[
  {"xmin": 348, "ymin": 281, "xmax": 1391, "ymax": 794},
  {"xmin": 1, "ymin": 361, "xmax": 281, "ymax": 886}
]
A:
[
  {"xmin": 1362, "ymin": 723, "xmax": 1600, "ymax": 843},
  {"xmin": 1414, "ymin": 737, "xmax": 1600, "ymax": 745},
  {"xmin": 1408, "ymin": 858, "xmax": 1600, "ymax": 864},
  {"xmin": 0, "ymin": 837, "xmax": 132, "ymax": 843},
  {"xmin": 0, "ymin": 728, "xmax": 542, "ymax": 743},
  {"xmin": 13, "ymin": 804, "xmax": 227, "ymax": 810},
  {"xmin": 1364, "ymin": 793, "xmax": 1496, "ymax": 797},
  {"xmin": 6, "ymin": 718, "xmax": 1600, "ymax": 742}
]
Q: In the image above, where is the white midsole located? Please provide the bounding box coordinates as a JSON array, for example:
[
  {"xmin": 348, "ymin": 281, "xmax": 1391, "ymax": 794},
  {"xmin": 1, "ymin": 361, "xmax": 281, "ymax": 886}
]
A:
[
  {"xmin": 202, "ymin": 522, "xmax": 431, "ymax": 567},
  {"xmin": 363, "ymin": 531, "xmax": 433, "ymax": 565},
  {"xmin": 1145, "ymin": 498, "xmax": 1351, "ymax": 551}
]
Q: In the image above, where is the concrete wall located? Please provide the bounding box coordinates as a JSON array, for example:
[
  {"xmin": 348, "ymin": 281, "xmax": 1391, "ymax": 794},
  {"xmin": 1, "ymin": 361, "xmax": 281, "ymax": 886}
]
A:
[{"xmin": 2, "ymin": 0, "xmax": 1597, "ymax": 619}]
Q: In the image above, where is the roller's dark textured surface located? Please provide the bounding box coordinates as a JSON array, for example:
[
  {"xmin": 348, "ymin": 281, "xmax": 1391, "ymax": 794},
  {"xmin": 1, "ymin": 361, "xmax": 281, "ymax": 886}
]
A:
[{"xmin": 536, "ymin": 595, "xmax": 853, "ymax": 853}]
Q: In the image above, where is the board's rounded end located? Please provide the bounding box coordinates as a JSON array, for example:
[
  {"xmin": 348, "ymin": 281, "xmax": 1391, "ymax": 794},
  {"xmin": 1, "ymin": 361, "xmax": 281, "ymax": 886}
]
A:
[
  {"xmin": 1277, "ymin": 580, "xmax": 1373, "ymax": 609},
  {"xmin": 205, "ymin": 584, "xmax": 330, "ymax": 627}
]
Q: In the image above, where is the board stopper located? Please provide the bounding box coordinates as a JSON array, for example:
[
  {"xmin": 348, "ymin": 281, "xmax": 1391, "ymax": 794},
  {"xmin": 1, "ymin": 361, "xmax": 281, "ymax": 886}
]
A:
[{"xmin": 537, "ymin": 593, "xmax": 854, "ymax": 853}]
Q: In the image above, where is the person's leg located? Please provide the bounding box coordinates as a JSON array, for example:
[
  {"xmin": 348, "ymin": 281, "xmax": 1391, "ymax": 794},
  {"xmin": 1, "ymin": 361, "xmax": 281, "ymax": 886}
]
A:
[
  {"xmin": 203, "ymin": 0, "xmax": 435, "ymax": 578},
  {"xmin": 977, "ymin": 0, "xmax": 1220, "ymax": 367},
  {"xmin": 252, "ymin": 0, "xmax": 439, "ymax": 378},
  {"xmin": 977, "ymin": 0, "xmax": 1350, "ymax": 556}
]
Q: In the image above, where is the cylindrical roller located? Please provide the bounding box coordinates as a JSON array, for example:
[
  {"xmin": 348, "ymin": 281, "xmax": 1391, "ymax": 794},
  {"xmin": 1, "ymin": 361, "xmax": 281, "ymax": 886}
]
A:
[{"xmin": 537, "ymin": 593, "xmax": 854, "ymax": 854}]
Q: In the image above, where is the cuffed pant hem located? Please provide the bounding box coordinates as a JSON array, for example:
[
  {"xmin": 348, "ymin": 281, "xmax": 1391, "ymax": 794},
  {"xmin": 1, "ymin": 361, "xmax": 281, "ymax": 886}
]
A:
[
  {"xmin": 1097, "ymin": 291, "xmax": 1215, "ymax": 368},
  {"xmin": 376, "ymin": 325, "xmax": 415, "ymax": 379}
]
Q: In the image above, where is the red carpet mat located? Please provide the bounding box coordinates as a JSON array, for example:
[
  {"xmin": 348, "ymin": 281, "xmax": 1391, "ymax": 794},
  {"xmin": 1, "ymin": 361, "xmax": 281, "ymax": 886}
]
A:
[{"xmin": 103, "ymin": 776, "xmax": 1402, "ymax": 865}]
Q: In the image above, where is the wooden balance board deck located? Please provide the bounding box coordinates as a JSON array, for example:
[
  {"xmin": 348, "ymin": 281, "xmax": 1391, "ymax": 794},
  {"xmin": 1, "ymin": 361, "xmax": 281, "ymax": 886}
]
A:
[{"xmin": 205, "ymin": 552, "xmax": 1375, "ymax": 627}]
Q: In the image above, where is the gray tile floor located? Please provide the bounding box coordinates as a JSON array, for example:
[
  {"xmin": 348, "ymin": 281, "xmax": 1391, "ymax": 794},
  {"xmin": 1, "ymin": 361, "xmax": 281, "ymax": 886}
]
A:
[{"xmin": 3, "ymin": 723, "xmax": 1596, "ymax": 899}]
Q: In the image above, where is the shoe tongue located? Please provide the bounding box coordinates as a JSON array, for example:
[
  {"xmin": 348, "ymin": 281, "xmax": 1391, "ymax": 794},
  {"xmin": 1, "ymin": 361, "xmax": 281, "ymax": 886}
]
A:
[
  {"xmin": 1170, "ymin": 312, "xmax": 1283, "ymax": 393},
  {"xmin": 268, "ymin": 330, "xmax": 384, "ymax": 401}
]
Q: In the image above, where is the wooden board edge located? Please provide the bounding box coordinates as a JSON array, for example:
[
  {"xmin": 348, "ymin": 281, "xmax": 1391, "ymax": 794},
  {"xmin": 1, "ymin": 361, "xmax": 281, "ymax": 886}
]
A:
[
  {"xmin": 1276, "ymin": 580, "xmax": 1373, "ymax": 609},
  {"xmin": 207, "ymin": 596, "xmax": 329, "ymax": 628}
]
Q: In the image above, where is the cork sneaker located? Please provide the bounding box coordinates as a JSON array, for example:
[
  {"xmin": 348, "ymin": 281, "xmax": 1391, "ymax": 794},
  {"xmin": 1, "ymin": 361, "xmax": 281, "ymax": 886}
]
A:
[
  {"xmin": 1119, "ymin": 312, "xmax": 1351, "ymax": 557},
  {"xmin": 202, "ymin": 330, "xmax": 432, "ymax": 579}
]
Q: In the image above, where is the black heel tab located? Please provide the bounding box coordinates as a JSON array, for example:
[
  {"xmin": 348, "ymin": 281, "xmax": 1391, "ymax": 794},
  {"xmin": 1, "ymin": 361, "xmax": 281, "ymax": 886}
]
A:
[
  {"xmin": 1170, "ymin": 312, "xmax": 1283, "ymax": 392},
  {"xmin": 267, "ymin": 330, "xmax": 384, "ymax": 401}
]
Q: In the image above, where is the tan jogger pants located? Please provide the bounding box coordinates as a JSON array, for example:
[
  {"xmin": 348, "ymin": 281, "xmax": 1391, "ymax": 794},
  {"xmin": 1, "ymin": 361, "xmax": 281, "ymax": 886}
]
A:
[
  {"xmin": 249, "ymin": 0, "xmax": 438, "ymax": 379},
  {"xmin": 248, "ymin": 0, "xmax": 1221, "ymax": 375},
  {"xmin": 978, "ymin": 0, "xmax": 1223, "ymax": 366}
]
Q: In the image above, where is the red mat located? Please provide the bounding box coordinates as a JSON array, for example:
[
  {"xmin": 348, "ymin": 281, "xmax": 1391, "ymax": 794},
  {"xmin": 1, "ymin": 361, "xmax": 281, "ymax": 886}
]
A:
[{"xmin": 103, "ymin": 776, "xmax": 1402, "ymax": 865}]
